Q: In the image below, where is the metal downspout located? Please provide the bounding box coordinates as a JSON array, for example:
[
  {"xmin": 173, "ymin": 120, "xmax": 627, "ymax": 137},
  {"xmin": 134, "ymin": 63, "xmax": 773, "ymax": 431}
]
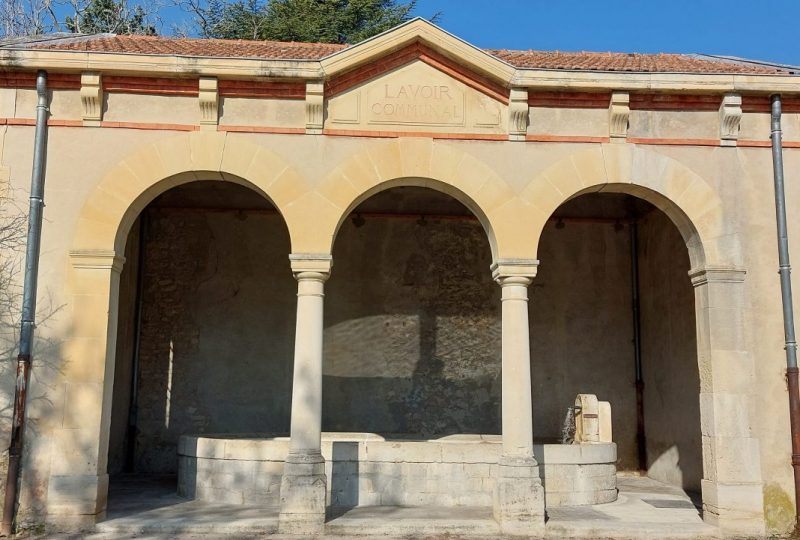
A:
[
  {"xmin": 630, "ymin": 221, "xmax": 647, "ymax": 472},
  {"xmin": 1, "ymin": 70, "xmax": 49, "ymax": 536},
  {"xmin": 770, "ymin": 94, "xmax": 800, "ymax": 533}
]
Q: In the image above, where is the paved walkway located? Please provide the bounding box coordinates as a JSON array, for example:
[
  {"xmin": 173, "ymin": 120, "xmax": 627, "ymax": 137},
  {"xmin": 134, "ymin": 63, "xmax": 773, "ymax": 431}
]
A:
[{"xmin": 48, "ymin": 473, "xmax": 720, "ymax": 539}]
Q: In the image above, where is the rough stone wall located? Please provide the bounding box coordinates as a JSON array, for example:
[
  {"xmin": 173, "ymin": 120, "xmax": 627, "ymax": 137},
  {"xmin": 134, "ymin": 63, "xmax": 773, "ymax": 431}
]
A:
[
  {"xmin": 324, "ymin": 216, "xmax": 500, "ymax": 437},
  {"xmin": 128, "ymin": 209, "xmax": 296, "ymax": 473},
  {"xmin": 638, "ymin": 210, "xmax": 702, "ymax": 491}
]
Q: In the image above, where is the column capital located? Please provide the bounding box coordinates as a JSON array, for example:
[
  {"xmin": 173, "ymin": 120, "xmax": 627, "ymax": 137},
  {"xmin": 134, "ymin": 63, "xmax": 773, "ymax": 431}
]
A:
[
  {"xmin": 69, "ymin": 249, "xmax": 125, "ymax": 274},
  {"xmin": 689, "ymin": 265, "xmax": 746, "ymax": 287},
  {"xmin": 289, "ymin": 253, "xmax": 332, "ymax": 277},
  {"xmin": 491, "ymin": 258, "xmax": 538, "ymax": 284}
]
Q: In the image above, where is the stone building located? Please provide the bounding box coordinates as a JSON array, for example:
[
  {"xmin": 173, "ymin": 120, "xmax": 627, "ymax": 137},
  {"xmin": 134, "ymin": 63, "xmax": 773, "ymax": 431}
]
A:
[{"xmin": 0, "ymin": 18, "xmax": 798, "ymax": 537}]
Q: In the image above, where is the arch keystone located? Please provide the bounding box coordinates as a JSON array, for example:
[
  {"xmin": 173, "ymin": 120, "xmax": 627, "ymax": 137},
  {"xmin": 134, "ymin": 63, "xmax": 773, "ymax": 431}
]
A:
[{"xmin": 398, "ymin": 137, "xmax": 433, "ymax": 178}]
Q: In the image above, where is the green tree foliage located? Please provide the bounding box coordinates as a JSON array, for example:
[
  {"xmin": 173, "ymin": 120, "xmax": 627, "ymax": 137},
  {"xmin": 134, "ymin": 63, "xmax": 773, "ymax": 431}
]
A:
[
  {"xmin": 65, "ymin": 0, "xmax": 157, "ymax": 35},
  {"xmin": 187, "ymin": 0, "xmax": 431, "ymax": 43}
]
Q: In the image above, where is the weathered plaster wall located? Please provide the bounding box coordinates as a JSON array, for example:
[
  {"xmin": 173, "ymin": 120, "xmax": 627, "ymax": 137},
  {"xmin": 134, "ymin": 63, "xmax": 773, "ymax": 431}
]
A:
[{"xmin": 638, "ymin": 210, "xmax": 701, "ymax": 491}]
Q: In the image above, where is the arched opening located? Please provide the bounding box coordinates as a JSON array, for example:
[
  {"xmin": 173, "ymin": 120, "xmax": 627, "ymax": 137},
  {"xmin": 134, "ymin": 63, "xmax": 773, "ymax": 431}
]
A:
[
  {"xmin": 535, "ymin": 191, "xmax": 702, "ymax": 499},
  {"xmin": 325, "ymin": 185, "xmax": 499, "ymax": 436},
  {"xmin": 106, "ymin": 180, "xmax": 294, "ymax": 506},
  {"xmin": 322, "ymin": 184, "xmax": 500, "ymax": 509}
]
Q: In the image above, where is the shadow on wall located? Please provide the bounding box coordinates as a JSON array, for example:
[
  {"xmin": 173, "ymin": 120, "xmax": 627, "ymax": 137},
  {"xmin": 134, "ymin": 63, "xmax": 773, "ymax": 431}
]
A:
[
  {"xmin": 324, "ymin": 207, "xmax": 501, "ymax": 438},
  {"xmin": 0, "ymin": 185, "xmax": 68, "ymax": 523}
]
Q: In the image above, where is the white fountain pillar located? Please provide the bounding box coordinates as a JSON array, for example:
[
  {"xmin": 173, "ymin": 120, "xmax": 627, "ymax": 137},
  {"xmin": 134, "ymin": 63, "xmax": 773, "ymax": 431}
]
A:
[{"xmin": 491, "ymin": 259, "xmax": 545, "ymax": 535}]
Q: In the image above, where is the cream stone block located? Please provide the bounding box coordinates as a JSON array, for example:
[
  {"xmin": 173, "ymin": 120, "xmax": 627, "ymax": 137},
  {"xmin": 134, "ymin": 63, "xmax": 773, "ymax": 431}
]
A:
[
  {"xmin": 62, "ymin": 337, "xmax": 109, "ymax": 382},
  {"xmin": 519, "ymin": 174, "xmax": 567, "ymax": 214},
  {"xmin": 366, "ymin": 142, "xmax": 403, "ymax": 182},
  {"xmin": 398, "ymin": 137, "xmax": 433, "ymax": 178},
  {"xmin": 429, "ymin": 144, "xmax": 465, "ymax": 185},
  {"xmin": 119, "ymin": 144, "xmax": 168, "ymax": 192},
  {"xmin": 153, "ymin": 135, "xmax": 195, "ymax": 178},
  {"xmin": 702, "ymin": 479, "xmax": 765, "ymax": 525},
  {"xmin": 72, "ymin": 216, "xmax": 117, "ymax": 253},
  {"xmin": 644, "ymin": 159, "xmax": 695, "ymax": 205},
  {"xmin": 712, "ymin": 437, "xmax": 762, "ymax": 484},
  {"xmin": 675, "ymin": 179, "xmax": 723, "ymax": 226},
  {"xmin": 217, "ymin": 138, "xmax": 259, "ymax": 180},
  {"xmin": 336, "ymin": 151, "xmax": 382, "ymax": 195},
  {"xmin": 284, "ymin": 191, "xmax": 341, "ymax": 254},
  {"xmin": 707, "ymin": 350, "xmax": 755, "ymax": 393},
  {"xmin": 62, "ymin": 382, "xmax": 104, "ymax": 430},
  {"xmin": 474, "ymin": 175, "xmax": 515, "ymax": 215},
  {"xmin": 188, "ymin": 131, "xmax": 227, "ymax": 172},
  {"xmin": 569, "ymin": 146, "xmax": 608, "ymax": 187},
  {"xmin": 451, "ymin": 154, "xmax": 493, "ymax": 198},
  {"xmin": 46, "ymin": 473, "xmax": 108, "ymax": 516},
  {"xmin": 315, "ymin": 167, "xmax": 360, "ymax": 212},
  {"xmin": 600, "ymin": 143, "xmax": 634, "ymax": 184},
  {"xmin": 49, "ymin": 427, "xmax": 102, "ymax": 475},
  {"xmin": 699, "ymin": 392, "xmax": 752, "ymax": 438},
  {"xmin": 70, "ymin": 294, "xmax": 113, "ymax": 339},
  {"xmin": 541, "ymin": 154, "xmax": 587, "ymax": 198},
  {"xmin": 239, "ymin": 146, "xmax": 296, "ymax": 191},
  {"xmin": 266, "ymin": 167, "xmax": 312, "ymax": 212},
  {"xmin": 630, "ymin": 145, "xmax": 670, "ymax": 186},
  {"xmin": 488, "ymin": 198, "xmax": 542, "ymax": 260}
]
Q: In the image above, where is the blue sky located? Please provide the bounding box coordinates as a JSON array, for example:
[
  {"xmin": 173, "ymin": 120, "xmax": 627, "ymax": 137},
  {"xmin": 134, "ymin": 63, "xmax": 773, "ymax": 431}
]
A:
[
  {"xmin": 406, "ymin": 0, "xmax": 800, "ymax": 66},
  {"xmin": 154, "ymin": 0, "xmax": 800, "ymax": 66}
]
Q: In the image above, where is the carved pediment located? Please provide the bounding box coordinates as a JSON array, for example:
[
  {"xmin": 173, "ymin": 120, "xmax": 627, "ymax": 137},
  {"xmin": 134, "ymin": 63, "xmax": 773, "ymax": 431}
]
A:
[{"xmin": 326, "ymin": 55, "xmax": 508, "ymax": 135}]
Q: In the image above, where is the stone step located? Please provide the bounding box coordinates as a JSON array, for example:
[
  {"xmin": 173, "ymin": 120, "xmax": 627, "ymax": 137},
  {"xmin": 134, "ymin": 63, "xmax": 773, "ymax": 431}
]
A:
[{"xmin": 325, "ymin": 505, "xmax": 501, "ymax": 536}]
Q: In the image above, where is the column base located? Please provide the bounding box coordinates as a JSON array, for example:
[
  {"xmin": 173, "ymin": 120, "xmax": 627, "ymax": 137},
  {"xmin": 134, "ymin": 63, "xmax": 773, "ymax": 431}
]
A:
[
  {"xmin": 45, "ymin": 473, "xmax": 108, "ymax": 532},
  {"xmin": 493, "ymin": 456, "xmax": 545, "ymax": 536},
  {"xmin": 701, "ymin": 479, "xmax": 765, "ymax": 536},
  {"xmin": 278, "ymin": 452, "xmax": 327, "ymax": 535}
]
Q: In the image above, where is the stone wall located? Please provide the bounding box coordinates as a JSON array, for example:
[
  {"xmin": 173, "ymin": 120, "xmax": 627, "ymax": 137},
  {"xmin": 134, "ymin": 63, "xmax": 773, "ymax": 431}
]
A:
[
  {"xmin": 177, "ymin": 434, "xmax": 617, "ymax": 508},
  {"xmin": 638, "ymin": 210, "xmax": 702, "ymax": 491}
]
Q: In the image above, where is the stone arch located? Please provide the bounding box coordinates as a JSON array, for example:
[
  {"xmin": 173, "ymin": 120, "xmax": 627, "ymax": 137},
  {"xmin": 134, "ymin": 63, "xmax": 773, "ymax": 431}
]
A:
[
  {"xmin": 309, "ymin": 138, "xmax": 526, "ymax": 260},
  {"xmin": 520, "ymin": 144, "xmax": 736, "ymax": 270},
  {"xmin": 72, "ymin": 131, "xmax": 309, "ymax": 254}
]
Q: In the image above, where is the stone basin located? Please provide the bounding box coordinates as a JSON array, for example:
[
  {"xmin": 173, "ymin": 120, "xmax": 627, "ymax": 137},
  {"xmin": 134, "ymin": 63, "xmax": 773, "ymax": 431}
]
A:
[{"xmin": 178, "ymin": 433, "xmax": 617, "ymax": 508}]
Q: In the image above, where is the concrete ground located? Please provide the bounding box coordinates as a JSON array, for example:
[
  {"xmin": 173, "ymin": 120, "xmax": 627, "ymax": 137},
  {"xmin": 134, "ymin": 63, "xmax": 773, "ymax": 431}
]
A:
[{"xmin": 47, "ymin": 473, "xmax": 720, "ymax": 539}]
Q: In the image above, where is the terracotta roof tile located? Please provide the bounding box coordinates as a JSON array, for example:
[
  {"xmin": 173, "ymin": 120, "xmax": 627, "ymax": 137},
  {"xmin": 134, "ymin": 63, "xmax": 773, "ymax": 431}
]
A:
[
  {"xmin": 10, "ymin": 34, "xmax": 795, "ymax": 75},
  {"xmin": 26, "ymin": 34, "xmax": 348, "ymax": 59},
  {"xmin": 487, "ymin": 49, "xmax": 790, "ymax": 75}
]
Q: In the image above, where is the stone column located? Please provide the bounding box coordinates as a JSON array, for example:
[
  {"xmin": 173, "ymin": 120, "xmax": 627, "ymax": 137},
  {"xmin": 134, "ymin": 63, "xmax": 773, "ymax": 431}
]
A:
[
  {"xmin": 491, "ymin": 260, "xmax": 545, "ymax": 536},
  {"xmin": 279, "ymin": 254, "xmax": 332, "ymax": 535},
  {"xmin": 690, "ymin": 266, "xmax": 765, "ymax": 535},
  {"xmin": 45, "ymin": 250, "xmax": 125, "ymax": 530}
]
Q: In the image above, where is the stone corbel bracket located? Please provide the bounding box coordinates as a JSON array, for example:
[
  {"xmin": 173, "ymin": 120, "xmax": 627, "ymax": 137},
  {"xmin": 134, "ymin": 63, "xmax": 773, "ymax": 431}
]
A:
[
  {"xmin": 199, "ymin": 77, "xmax": 219, "ymax": 130},
  {"xmin": 305, "ymin": 81, "xmax": 324, "ymax": 134},
  {"xmin": 508, "ymin": 88, "xmax": 529, "ymax": 141},
  {"xmin": 609, "ymin": 91, "xmax": 630, "ymax": 142},
  {"xmin": 80, "ymin": 72, "xmax": 103, "ymax": 126},
  {"xmin": 720, "ymin": 93, "xmax": 742, "ymax": 147}
]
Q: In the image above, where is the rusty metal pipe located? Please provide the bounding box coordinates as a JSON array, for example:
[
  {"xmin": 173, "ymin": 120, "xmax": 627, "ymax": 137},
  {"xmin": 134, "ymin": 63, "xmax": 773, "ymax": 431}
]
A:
[{"xmin": 2, "ymin": 70, "xmax": 49, "ymax": 536}]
